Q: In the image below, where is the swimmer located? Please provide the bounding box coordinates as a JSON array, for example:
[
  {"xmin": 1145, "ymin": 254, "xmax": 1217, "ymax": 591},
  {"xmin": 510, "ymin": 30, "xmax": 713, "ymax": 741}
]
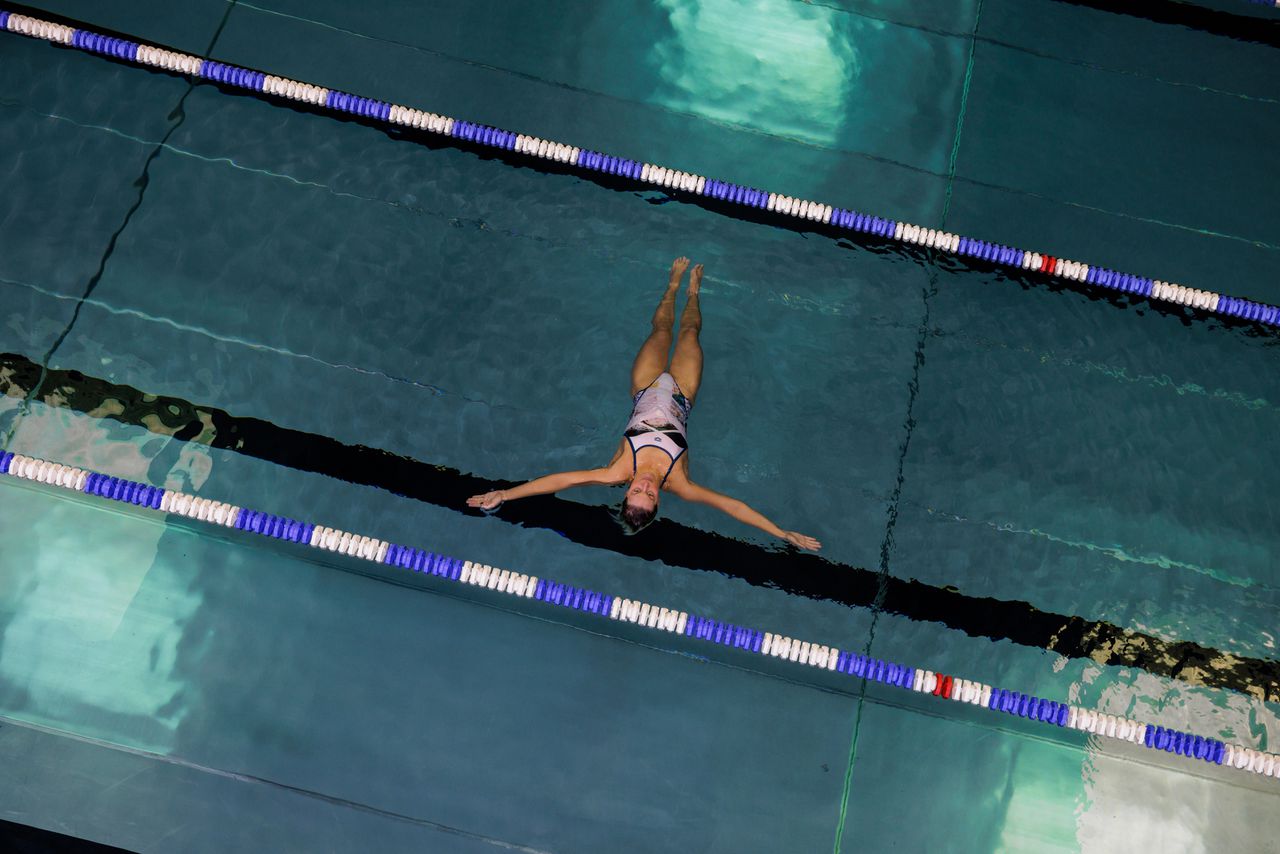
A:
[{"xmin": 467, "ymin": 257, "xmax": 822, "ymax": 551}]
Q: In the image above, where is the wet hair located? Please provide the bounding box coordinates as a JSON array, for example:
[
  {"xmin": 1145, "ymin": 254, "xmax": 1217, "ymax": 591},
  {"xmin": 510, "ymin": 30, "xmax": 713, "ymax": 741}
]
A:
[{"xmin": 618, "ymin": 494, "xmax": 658, "ymax": 535}]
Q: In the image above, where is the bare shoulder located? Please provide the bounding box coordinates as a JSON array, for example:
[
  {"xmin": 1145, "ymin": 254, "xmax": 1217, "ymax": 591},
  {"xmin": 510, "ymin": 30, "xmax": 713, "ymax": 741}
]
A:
[
  {"xmin": 599, "ymin": 445, "xmax": 630, "ymax": 485},
  {"xmin": 607, "ymin": 437, "xmax": 628, "ymax": 468},
  {"xmin": 662, "ymin": 458, "xmax": 694, "ymax": 495}
]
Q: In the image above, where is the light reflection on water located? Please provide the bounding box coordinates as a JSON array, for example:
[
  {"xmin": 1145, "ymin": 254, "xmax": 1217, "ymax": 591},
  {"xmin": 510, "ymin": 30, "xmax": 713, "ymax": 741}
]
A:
[
  {"xmin": 652, "ymin": 0, "xmax": 861, "ymax": 150},
  {"xmin": 1073, "ymin": 668, "xmax": 1280, "ymax": 853},
  {"xmin": 0, "ymin": 410, "xmax": 211, "ymax": 751}
]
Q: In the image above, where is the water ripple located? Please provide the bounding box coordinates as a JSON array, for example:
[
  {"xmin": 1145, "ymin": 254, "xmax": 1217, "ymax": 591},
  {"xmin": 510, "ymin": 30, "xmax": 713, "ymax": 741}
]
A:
[{"xmin": 917, "ymin": 501, "xmax": 1278, "ymax": 597}]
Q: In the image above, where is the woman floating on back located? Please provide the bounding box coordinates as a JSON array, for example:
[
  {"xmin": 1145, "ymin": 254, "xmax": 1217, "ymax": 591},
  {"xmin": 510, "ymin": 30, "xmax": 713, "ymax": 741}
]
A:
[{"xmin": 468, "ymin": 257, "xmax": 821, "ymax": 551}]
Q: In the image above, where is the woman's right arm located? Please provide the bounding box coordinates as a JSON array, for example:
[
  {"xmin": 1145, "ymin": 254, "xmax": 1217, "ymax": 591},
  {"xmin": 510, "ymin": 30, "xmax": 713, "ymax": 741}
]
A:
[{"xmin": 466, "ymin": 467, "xmax": 621, "ymax": 510}]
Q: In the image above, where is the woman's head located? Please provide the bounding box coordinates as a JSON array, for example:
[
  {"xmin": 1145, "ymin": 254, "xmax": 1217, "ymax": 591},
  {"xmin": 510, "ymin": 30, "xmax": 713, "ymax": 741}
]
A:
[{"xmin": 619, "ymin": 473, "xmax": 660, "ymax": 534}]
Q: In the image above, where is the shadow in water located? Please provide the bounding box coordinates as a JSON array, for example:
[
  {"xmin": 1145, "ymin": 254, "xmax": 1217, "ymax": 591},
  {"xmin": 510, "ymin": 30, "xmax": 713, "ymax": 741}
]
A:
[{"xmin": 1, "ymin": 351, "xmax": 1276, "ymax": 701}]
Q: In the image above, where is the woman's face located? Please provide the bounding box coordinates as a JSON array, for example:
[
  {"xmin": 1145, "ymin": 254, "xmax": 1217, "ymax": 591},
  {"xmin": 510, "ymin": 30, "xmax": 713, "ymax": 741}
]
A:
[{"xmin": 626, "ymin": 472, "xmax": 659, "ymax": 513}]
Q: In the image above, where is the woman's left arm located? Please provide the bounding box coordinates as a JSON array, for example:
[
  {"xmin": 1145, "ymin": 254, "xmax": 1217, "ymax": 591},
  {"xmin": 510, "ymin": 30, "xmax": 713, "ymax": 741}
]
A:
[{"xmin": 668, "ymin": 480, "xmax": 822, "ymax": 550}]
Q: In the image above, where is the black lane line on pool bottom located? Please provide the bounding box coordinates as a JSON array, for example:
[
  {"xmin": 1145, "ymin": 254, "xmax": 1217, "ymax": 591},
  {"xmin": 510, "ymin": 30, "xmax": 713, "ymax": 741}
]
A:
[
  {"xmin": 0, "ymin": 817, "xmax": 137, "ymax": 853},
  {"xmin": 1049, "ymin": 0, "xmax": 1280, "ymax": 49},
  {"xmin": 1, "ymin": 351, "xmax": 1275, "ymax": 702}
]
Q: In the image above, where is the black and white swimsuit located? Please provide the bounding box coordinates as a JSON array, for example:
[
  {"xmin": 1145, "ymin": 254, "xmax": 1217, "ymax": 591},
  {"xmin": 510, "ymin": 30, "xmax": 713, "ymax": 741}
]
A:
[{"xmin": 624, "ymin": 372, "xmax": 691, "ymax": 485}]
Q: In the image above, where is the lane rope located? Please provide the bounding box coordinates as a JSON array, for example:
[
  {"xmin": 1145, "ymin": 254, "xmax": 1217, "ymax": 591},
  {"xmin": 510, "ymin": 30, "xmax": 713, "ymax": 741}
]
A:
[
  {"xmin": 2, "ymin": 8, "xmax": 1278, "ymax": 329},
  {"xmin": 2, "ymin": 448, "xmax": 1277, "ymax": 781}
]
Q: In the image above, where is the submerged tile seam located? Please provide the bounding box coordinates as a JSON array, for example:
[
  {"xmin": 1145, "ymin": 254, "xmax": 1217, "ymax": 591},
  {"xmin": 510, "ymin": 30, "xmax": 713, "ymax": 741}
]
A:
[
  {"xmin": 833, "ymin": 285, "xmax": 927, "ymax": 851},
  {"xmin": 0, "ymin": 3, "xmax": 238, "ymax": 451},
  {"xmin": 841, "ymin": 268, "xmax": 940, "ymax": 853},
  {"xmin": 2, "ymin": 9, "xmax": 1278, "ymax": 331},
  {"xmin": 32, "ymin": 0, "xmax": 236, "ymax": 360},
  {"xmin": 3, "ymin": 448, "xmax": 1278, "ymax": 785},
  {"xmin": 0, "ymin": 5, "xmax": 240, "ymax": 460},
  {"xmin": 835, "ymin": 4, "xmax": 983, "ymax": 825},
  {"xmin": 0, "ymin": 715, "xmax": 557, "ymax": 854},
  {"xmin": 941, "ymin": 0, "xmax": 983, "ymax": 226}
]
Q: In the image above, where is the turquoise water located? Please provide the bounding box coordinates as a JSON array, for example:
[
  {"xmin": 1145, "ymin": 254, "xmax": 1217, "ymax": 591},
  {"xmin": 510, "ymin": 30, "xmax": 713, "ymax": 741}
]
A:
[{"xmin": 1, "ymin": 1, "xmax": 1279, "ymax": 851}]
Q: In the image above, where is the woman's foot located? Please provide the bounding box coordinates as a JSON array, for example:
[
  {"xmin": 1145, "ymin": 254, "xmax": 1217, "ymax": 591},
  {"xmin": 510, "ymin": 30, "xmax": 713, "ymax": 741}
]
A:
[
  {"xmin": 688, "ymin": 262, "xmax": 703, "ymax": 296},
  {"xmin": 669, "ymin": 256, "xmax": 690, "ymax": 288}
]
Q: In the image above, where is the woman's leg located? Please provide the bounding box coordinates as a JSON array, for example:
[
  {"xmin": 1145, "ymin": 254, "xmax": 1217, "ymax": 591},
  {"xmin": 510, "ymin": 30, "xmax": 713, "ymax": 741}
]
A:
[
  {"xmin": 630, "ymin": 259, "xmax": 688, "ymax": 395},
  {"xmin": 669, "ymin": 263, "xmax": 704, "ymax": 401}
]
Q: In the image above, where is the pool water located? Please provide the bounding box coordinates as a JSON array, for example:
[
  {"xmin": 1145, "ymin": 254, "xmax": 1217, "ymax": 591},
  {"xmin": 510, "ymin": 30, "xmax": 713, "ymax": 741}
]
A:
[{"xmin": 1, "ymin": 1, "xmax": 1278, "ymax": 851}]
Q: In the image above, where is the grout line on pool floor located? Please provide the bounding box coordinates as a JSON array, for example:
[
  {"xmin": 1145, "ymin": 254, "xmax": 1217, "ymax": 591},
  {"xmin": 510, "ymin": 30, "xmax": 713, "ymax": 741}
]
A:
[
  {"xmin": 830, "ymin": 687, "xmax": 869, "ymax": 854},
  {"xmin": 832, "ymin": 219, "xmax": 942, "ymax": 854},
  {"xmin": 834, "ymin": 267, "xmax": 938, "ymax": 850},
  {"xmin": 0, "ymin": 2, "xmax": 239, "ymax": 454},
  {"xmin": 0, "ymin": 713, "xmax": 556, "ymax": 854},
  {"xmin": 942, "ymin": 0, "xmax": 983, "ymax": 226},
  {"xmin": 833, "ymin": 7, "xmax": 984, "ymax": 826}
]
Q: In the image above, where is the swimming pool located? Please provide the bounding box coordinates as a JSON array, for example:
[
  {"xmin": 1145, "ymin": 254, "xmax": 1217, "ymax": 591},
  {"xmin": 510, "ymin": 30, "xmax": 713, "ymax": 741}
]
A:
[{"xmin": 2, "ymin": 0, "xmax": 1279, "ymax": 851}]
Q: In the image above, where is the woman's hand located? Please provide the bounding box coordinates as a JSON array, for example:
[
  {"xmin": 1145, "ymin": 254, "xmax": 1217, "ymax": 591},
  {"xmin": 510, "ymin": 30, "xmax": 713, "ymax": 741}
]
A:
[
  {"xmin": 466, "ymin": 490, "xmax": 506, "ymax": 511},
  {"xmin": 670, "ymin": 256, "xmax": 691, "ymax": 283},
  {"xmin": 782, "ymin": 530, "xmax": 822, "ymax": 551}
]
